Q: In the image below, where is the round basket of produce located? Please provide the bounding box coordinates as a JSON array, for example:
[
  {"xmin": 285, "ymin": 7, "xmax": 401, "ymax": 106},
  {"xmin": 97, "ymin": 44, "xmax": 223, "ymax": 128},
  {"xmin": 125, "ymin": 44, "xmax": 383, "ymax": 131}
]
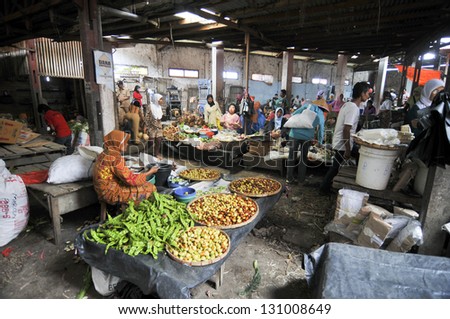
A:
[
  {"xmin": 178, "ymin": 168, "xmax": 221, "ymax": 181},
  {"xmin": 187, "ymin": 193, "xmax": 259, "ymax": 229},
  {"xmin": 228, "ymin": 177, "xmax": 282, "ymax": 197},
  {"xmin": 166, "ymin": 226, "xmax": 230, "ymax": 266}
]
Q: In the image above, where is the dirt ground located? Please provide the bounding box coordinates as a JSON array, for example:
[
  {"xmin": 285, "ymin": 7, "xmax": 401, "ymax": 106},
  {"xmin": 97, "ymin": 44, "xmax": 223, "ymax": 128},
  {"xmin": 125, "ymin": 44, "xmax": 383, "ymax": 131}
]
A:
[{"xmin": 0, "ymin": 159, "xmax": 336, "ymax": 299}]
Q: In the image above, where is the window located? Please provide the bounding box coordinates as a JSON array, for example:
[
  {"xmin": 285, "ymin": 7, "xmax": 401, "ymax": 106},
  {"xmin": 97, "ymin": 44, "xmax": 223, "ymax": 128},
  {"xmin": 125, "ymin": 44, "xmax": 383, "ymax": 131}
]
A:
[
  {"xmin": 344, "ymin": 80, "xmax": 350, "ymax": 86},
  {"xmin": 168, "ymin": 68, "xmax": 199, "ymax": 78},
  {"xmin": 251, "ymin": 73, "xmax": 273, "ymax": 84},
  {"xmin": 312, "ymin": 78, "xmax": 328, "ymax": 85},
  {"xmin": 223, "ymin": 71, "xmax": 238, "ymax": 80},
  {"xmin": 292, "ymin": 76, "xmax": 303, "ymax": 83}
]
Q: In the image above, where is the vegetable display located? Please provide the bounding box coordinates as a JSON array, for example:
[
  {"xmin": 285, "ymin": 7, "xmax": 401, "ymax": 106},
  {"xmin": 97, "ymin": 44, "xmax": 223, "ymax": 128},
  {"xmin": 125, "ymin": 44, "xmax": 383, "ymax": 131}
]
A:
[
  {"xmin": 228, "ymin": 177, "xmax": 282, "ymax": 197},
  {"xmin": 187, "ymin": 193, "xmax": 259, "ymax": 229},
  {"xmin": 84, "ymin": 193, "xmax": 194, "ymax": 258},
  {"xmin": 179, "ymin": 168, "xmax": 221, "ymax": 181},
  {"xmin": 166, "ymin": 226, "xmax": 230, "ymax": 265}
]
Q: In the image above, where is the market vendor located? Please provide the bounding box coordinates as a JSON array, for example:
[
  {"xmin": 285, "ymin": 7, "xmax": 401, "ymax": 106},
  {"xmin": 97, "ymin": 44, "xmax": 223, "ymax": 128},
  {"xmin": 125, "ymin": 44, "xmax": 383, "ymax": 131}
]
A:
[
  {"xmin": 145, "ymin": 93, "xmax": 164, "ymax": 159},
  {"xmin": 124, "ymin": 100, "xmax": 146, "ymax": 144},
  {"xmin": 93, "ymin": 130, "xmax": 159, "ymax": 205},
  {"xmin": 116, "ymin": 81, "xmax": 131, "ymax": 127},
  {"xmin": 220, "ymin": 103, "xmax": 241, "ymax": 130},
  {"xmin": 204, "ymin": 94, "xmax": 222, "ymax": 127},
  {"xmin": 38, "ymin": 104, "xmax": 73, "ymax": 155},
  {"xmin": 240, "ymin": 100, "xmax": 266, "ymax": 135},
  {"xmin": 264, "ymin": 107, "xmax": 288, "ymax": 139}
]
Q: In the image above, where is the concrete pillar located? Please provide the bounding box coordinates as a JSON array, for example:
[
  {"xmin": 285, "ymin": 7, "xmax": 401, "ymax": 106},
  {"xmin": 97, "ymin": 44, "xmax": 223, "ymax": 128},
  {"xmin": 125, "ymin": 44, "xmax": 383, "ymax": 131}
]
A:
[
  {"xmin": 374, "ymin": 56, "xmax": 388, "ymax": 113},
  {"xmin": 335, "ymin": 54, "xmax": 347, "ymax": 99},
  {"xmin": 419, "ymin": 167, "xmax": 450, "ymax": 256},
  {"xmin": 281, "ymin": 51, "xmax": 293, "ymax": 99},
  {"xmin": 211, "ymin": 44, "xmax": 224, "ymax": 109}
]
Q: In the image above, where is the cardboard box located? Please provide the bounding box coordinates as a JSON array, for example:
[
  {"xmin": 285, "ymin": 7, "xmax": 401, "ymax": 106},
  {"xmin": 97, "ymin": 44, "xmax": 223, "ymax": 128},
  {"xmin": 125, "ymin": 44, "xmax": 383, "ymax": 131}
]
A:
[
  {"xmin": 356, "ymin": 213, "xmax": 393, "ymax": 248},
  {"xmin": 16, "ymin": 129, "xmax": 41, "ymax": 145},
  {"xmin": 0, "ymin": 119, "xmax": 24, "ymax": 144}
]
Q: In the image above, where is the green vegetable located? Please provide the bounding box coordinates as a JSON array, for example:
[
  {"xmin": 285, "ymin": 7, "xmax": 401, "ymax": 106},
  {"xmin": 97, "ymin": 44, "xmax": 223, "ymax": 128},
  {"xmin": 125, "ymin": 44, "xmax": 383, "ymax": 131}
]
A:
[
  {"xmin": 85, "ymin": 194, "xmax": 194, "ymax": 259},
  {"xmin": 76, "ymin": 266, "xmax": 92, "ymax": 299},
  {"xmin": 239, "ymin": 260, "xmax": 261, "ymax": 297}
]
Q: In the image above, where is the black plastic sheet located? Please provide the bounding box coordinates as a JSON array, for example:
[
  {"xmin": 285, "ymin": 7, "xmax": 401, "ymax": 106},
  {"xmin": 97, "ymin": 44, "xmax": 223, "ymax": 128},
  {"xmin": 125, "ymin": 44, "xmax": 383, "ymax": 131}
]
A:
[
  {"xmin": 304, "ymin": 243, "xmax": 450, "ymax": 298},
  {"xmin": 75, "ymin": 191, "xmax": 282, "ymax": 299}
]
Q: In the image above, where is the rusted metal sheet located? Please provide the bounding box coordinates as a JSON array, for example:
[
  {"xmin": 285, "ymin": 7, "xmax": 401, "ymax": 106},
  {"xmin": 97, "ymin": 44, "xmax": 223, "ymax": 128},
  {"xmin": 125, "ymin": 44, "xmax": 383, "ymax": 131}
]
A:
[{"xmin": 36, "ymin": 37, "xmax": 84, "ymax": 79}]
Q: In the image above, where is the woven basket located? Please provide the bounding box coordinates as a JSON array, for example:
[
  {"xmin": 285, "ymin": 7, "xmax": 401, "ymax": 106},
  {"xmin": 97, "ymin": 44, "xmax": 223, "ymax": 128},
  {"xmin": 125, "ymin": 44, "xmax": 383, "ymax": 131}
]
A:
[{"xmin": 353, "ymin": 135, "xmax": 406, "ymax": 151}]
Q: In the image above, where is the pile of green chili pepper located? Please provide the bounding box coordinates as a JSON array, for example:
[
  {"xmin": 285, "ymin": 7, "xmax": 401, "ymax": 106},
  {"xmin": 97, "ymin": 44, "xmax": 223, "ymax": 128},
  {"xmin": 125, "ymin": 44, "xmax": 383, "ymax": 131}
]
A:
[{"xmin": 84, "ymin": 192, "xmax": 194, "ymax": 259}]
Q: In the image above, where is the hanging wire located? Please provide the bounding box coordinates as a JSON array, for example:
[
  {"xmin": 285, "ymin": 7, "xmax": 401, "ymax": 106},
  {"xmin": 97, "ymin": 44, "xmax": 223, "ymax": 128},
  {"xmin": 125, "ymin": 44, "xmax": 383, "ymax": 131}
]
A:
[{"xmin": 170, "ymin": 23, "xmax": 175, "ymax": 48}]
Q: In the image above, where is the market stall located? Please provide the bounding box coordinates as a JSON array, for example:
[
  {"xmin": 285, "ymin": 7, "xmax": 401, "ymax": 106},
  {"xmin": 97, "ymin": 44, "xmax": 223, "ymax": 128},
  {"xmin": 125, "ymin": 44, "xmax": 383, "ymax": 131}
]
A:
[
  {"xmin": 75, "ymin": 175, "xmax": 283, "ymax": 299},
  {"xmin": 162, "ymin": 120, "xmax": 256, "ymax": 171}
]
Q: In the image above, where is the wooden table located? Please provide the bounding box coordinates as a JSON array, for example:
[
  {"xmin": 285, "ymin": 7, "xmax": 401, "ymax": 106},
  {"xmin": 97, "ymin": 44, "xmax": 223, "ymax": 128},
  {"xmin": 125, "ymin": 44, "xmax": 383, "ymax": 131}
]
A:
[
  {"xmin": 1, "ymin": 139, "xmax": 97, "ymax": 245},
  {"xmin": 0, "ymin": 139, "xmax": 66, "ymax": 173},
  {"xmin": 332, "ymin": 166, "xmax": 422, "ymax": 211},
  {"xmin": 27, "ymin": 181, "xmax": 98, "ymax": 245}
]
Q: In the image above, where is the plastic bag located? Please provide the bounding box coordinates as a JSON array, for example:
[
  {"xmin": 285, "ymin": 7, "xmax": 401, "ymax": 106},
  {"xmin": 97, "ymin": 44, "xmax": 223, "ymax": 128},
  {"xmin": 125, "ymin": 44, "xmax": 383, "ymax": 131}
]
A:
[
  {"xmin": 284, "ymin": 105, "xmax": 317, "ymax": 129},
  {"xmin": 386, "ymin": 220, "xmax": 423, "ymax": 252},
  {"xmin": 47, "ymin": 155, "xmax": 94, "ymax": 184},
  {"xmin": 334, "ymin": 189, "xmax": 369, "ymax": 226},
  {"xmin": 0, "ymin": 160, "xmax": 29, "ymax": 246},
  {"xmin": 91, "ymin": 266, "xmax": 122, "ymax": 296}
]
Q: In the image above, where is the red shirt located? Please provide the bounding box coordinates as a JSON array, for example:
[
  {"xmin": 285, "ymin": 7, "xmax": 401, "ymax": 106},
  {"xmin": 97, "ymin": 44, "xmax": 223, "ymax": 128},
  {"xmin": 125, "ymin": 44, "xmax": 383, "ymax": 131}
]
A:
[
  {"xmin": 133, "ymin": 91, "xmax": 143, "ymax": 106},
  {"xmin": 44, "ymin": 110, "xmax": 71, "ymax": 138}
]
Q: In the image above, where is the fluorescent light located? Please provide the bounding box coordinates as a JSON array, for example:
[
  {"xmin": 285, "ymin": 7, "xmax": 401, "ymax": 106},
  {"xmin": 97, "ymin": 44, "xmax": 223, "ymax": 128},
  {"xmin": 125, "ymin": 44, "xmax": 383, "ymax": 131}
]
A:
[
  {"xmin": 441, "ymin": 37, "xmax": 450, "ymax": 44},
  {"xmin": 351, "ymin": 55, "xmax": 358, "ymax": 59},
  {"xmin": 200, "ymin": 8, "xmax": 216, "ymax": 15},
  {"xmin": 175, "ymin": 11, "xmax": 215, "ymax": 24},
  {"xmin": 387, "ymin": 68, "xmax": 399, "ymax": 71},
  {"xmin": 423, "ymin": 53, "xmax": 436, "ymax": 60},
  {"xmin": 45, "ymin": 76, "xmax": 50, "ymax": 82},
  {"xmin": 287, "ymin": 46, "xmax": 295, "ymax": 50}
]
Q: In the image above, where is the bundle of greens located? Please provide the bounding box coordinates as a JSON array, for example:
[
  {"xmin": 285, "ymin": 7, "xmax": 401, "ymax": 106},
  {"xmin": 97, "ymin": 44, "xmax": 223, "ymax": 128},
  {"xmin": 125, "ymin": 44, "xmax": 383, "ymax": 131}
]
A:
[{"xmin": 84, "ymin": 193, "xmax": 194, "ymax": 259}]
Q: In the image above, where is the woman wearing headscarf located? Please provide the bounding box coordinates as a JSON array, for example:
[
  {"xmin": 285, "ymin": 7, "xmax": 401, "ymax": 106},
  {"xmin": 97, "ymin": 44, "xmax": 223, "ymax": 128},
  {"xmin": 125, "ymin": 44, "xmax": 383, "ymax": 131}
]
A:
[
  {"xmin": 93, "ymin": 130, "xmax": 159, "ymax": 205},
  {"xmin": 145, "ymin": 93, "xmax": 164, "ymax": 159},
  {"xmin": 286, "ymin": 102, "xmax": 325, "ymax": 184},
  {"xmin": 204, "ymin": 94, "xmax": 222, "ymax": 127},
  {"xmin": 405, "ymin": 86, "xmax": 422, "ymax": 113},
  {"xmin": 265, "ymin": 107, "xmax": 288, "ymax": 139},
  {"xmin": 330, "ymin": 93, "xmax": 345, "ymax": 113},
  {"xmin": 240, "ymin": 100, "xmax": 266, "ymax": 134},
  {"xmin": 133, "ymin": 85, "xmax": 143, "ymax": 106},
  {"xmin": 379, "ymin": 91, "xmax": 393, "ymax": 128},
  {"xmin": 405, "ymin": 79, "xmax": 445, "ymax": 136},
  {"xmin": 220, "ymin": 103, "xmax": 241, "ymax": 130}
]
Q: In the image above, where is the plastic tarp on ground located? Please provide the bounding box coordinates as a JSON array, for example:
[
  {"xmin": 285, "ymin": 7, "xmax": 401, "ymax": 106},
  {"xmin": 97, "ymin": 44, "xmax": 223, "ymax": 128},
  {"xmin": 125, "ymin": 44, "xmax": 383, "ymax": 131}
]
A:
[
  {"xmin": 75, "ymin": 191, "xmax": 282, "ymax": 299},
  {"xmin": 304, "ymin": 243, "xmax": 450, "ymax": 298}
]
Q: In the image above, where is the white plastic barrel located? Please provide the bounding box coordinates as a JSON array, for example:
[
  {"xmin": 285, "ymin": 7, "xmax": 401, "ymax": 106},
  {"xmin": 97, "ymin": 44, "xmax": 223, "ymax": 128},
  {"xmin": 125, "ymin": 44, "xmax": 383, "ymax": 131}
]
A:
[{"xmin": 355, "ymin": 145, "xmax": 400, "ymax": 190}]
